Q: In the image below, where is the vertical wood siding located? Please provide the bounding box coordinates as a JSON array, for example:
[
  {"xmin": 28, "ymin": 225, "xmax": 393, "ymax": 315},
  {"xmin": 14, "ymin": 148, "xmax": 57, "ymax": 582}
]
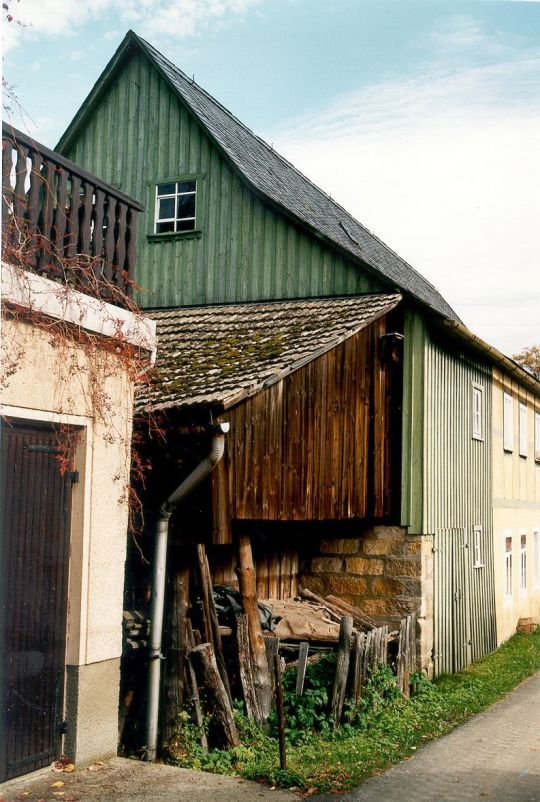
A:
[
  {"xmin": 423, "ymin": 330, "xmax": 496, "ymax": 673},
  {"xmin": 211, "ymin": 313, "xmax": 401, "ymax": 541},
  {"xmin": 63, "ymin": 52, "xmax": 382, "ymax": 309}
]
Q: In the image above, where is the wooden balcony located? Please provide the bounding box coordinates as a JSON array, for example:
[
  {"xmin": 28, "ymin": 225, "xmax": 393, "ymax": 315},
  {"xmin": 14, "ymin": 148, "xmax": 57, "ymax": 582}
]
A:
[{"xmin": 2, "ymin": 123, "xmax": 143, "ymax": 307}]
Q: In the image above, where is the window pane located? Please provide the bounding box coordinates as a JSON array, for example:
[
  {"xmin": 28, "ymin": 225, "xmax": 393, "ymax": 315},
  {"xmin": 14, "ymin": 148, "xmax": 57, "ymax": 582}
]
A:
[
  {"xmin": 177, "ymin": 180, "xmax": 196, "ymax": 194},
  {"xmin": 156, "ymin": 220, "xmax": 175, "ymax": 233},
  {"xmin": 157, "ymin": 183, "xmax": 176, "ymax": 196},
  {"xmin": 505, "ymin": 536, "xmax": 512, "ymax": 552},
  {"xmin": 177, "ymin": 217, "xmax": 196, "ymax": 231},
  {"xmin": 177, "ymin": 194, "xmax": 196, "ymax": 219},
  {"xmin": 158, "ymin": 197, "xmax": 175, "ymax": 219}
]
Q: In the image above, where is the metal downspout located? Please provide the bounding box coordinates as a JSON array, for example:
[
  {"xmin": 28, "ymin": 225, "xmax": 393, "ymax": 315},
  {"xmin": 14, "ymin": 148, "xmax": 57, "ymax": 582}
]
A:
[{"xmin": 146, "ymin": 422, "xmax": 229, "ymax": 761}]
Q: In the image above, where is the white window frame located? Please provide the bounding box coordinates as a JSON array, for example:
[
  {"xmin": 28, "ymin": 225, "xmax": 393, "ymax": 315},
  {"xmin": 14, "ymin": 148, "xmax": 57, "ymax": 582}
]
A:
[
  {"xmin": 535, "ymin": 411, "xmax": 540, "ymax": 462},
  {"xmin": 504, "ymin": 531, "xmax": 513, "ymax": 602},
  {"xmin": 154, "ymin": 179, "xmax": 197, "ymax": 234},
  {"xmin": 519, "ymin": 402, "xmax": 528, "ymax": 457},
  {"xmin": 473, "ymin": 525, "xmax": 484, "ymax": 568},
  {"xmin": 533, "ymin": 528, "xmax": 539, "ymax": 590},
  {"xmin": 503, "ymin": 393, "xmax": 514, "ymax": 452},
  {"xmin": 472, "ymin": 383, "xmax": 484, "ymax": 441},
  {"xmin": 520, "ymin": 530, "xmax": 527, "ymax": 595}
]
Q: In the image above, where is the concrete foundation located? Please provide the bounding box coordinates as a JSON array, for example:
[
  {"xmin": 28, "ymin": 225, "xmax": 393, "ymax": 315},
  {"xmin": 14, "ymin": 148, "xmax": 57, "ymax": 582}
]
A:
[
  {"xmin": 65, "ymin": 659, "xmax": 121, "ymax": 765},
  {"xmin": 302, "ymin": 525, "xmax": 434, "ymax": 674}
]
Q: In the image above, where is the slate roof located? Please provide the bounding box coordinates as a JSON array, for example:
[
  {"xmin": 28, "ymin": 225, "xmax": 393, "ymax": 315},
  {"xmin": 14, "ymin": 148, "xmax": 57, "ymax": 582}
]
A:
[
  {"xmin": 58, "ymin": 31, "xmax": 458, "ymax": 322},
  {"xmin": 136, "ymin": 293, "xmax": 401, "ymax": 413}
]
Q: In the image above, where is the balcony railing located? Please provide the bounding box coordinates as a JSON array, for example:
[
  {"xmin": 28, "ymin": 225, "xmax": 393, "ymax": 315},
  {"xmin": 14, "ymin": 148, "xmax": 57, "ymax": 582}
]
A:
[{"xmin": 2, "ymin": 123, "xmax": 144, "ymax": 306}]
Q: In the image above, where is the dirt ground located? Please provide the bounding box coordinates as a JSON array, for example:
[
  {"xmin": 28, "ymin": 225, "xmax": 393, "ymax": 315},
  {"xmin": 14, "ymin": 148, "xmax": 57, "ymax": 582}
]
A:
[{"xmin": 0, "ymin": 756, "xmax": 298, "ymax": 802}]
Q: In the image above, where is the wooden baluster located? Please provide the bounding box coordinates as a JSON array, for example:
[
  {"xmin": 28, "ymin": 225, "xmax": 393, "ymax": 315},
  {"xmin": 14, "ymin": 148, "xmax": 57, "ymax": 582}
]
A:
[
  {"xmin": 2, "ymin": 138, "xmax": 14, "ymax": 248},
  {"xmin": 92, "ymin": 188, "xmax": 105, "ymax": 287},
  {"xmin": 115, "ymin": 201, "xmax": 128, "ymax": 287},
  {"xmin": 39, "ymin": 160, "xmax": 56, "ymax": 276},
  {"xmin": 79, "ymin": 181, "xmax": 93, "ymax": 257},
  {"xmin": 124, "ymin": 206, "xmax": 137, "ymax": 297},
  {"xmin": 13, "ymin": 144, "xmax": 28, "ymax": 234},
  {"xmin": 103, "ymin": 196, "xmax": 117, "ymax": 286},
  {"xmin": 25, "ymin": 149, "xmax": 44, "ymax": 269},
  {"xmin": 54, "ymin": 167, "xmax": 68, "ymax": 261},
  {"xmin": 65, "ymin": 174, "xmax": 81, "ymax": 259}
]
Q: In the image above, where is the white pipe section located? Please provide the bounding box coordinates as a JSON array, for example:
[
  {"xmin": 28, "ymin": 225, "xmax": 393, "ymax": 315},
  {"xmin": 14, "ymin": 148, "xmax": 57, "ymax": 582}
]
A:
[{"xmin": 146, "ymin": 422, "xmax": 229, "ymax": 760}]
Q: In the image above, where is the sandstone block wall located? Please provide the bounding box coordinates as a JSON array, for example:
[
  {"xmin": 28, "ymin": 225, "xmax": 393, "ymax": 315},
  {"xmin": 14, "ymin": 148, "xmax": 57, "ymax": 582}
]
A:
[{"xmin": 302, "ymin": 525, "xmax": 434, "ymax": 673}]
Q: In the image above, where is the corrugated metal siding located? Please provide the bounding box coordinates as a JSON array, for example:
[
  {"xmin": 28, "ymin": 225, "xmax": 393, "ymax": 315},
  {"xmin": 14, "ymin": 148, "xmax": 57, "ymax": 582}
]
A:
[
  {"xmin": 423, "ymin": 332, "xmax": 496, "ymax": 674},
  {"xmin": 64, "ymin": 52, "xmax": 382, "ymax": 309}
]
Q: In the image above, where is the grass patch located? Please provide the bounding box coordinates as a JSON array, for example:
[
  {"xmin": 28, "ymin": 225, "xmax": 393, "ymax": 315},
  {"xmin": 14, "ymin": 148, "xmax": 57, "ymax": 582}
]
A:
[{"xmin": 167, "ymin": 629, "xmax": 540, "ymax": 794}]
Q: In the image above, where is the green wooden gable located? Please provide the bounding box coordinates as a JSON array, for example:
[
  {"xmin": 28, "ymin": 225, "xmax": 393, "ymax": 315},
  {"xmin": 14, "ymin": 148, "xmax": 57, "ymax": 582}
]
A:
[{"xmin": 57, "ymin": 32, "xmax": 458, "ymax": 318}]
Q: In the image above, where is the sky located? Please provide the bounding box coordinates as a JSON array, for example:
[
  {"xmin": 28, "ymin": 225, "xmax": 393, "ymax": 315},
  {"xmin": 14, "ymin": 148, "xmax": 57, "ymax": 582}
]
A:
[{"xmin": 3, "ymin": 0, "xmax": 539, "ymax": 357}]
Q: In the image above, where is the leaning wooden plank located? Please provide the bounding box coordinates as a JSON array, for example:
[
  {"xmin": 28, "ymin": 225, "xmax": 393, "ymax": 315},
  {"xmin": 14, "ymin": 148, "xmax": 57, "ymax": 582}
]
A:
[
  {"xmin": 326, "ymin": 595, "xmax": 378, "ymax": 630},
  {"xmin": 191, "ymin": 642, "xmax": 239, "ymax": 749},
  {"xmin": 236, "ymin": 533, "xmax": 272, "ymax": 720},
  {"xmin": 352, "ymin": 630, "xmax": 366, "ymax": 707},
  {"xmin": 237, "ymin": 613, "xmax": 262, "ymax": 722},
  {"xmin": 185, "ymin": 652, "xmax": 208, "ymax": 752},
  {"xmin": 295, "ymin": 641, "xmax": 309, "ymax": 697},
  {"xmin": 330, "ymin": 616, "xmax": 353, "ymax": 728},
  {"xmin": 196, "ymin": 543, "xmax": 232, "ymax": 704},
  {"xmin": 162, "ymin": 564, "xmax": 189, "ymax": 747}
]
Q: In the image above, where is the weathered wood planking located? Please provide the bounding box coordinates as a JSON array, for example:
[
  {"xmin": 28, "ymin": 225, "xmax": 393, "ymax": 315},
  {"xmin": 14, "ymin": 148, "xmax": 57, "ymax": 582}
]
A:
[{"xmin": 210, "ymin": 312, "xmax": 401, "ymax": 540}]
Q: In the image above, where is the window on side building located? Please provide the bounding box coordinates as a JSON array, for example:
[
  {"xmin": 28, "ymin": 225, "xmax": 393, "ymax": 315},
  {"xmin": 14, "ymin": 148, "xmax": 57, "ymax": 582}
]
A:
[
  {"xmin": 473, "ymin": 525, "xmax": 483, "ymax": 567},
  {"xmin": 472, "ymin": 384, "xmax": 484, "ymax": 441},
  {"xmin": 519, "ymin": 403, "xmax": 528, "ymax": 457},
  {"xmin": 504, "ymin": 532, "xmax": 513, "ymax": 601},
  {"xmin": 503, "ymin": 393, "xmax": 514, "ymax": 452},
  {"xmin": 520, "ymin": 531, "xmax": 527, "ymax": 594},
  {"xmin": 535, "ymin": 411, "xmax": 540, "ymax": 462},
  {"xmin": 534, "ymin": 528, "xmax": 539, "ymax": 590},
  {"xmin": 154, "ymin": 179, "xmax": 197, "ymax": 234}
]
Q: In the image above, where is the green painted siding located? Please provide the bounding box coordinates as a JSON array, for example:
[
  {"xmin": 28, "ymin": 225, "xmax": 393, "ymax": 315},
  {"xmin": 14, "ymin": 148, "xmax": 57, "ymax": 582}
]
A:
[
  {"xmin": 63, "ymin": 52, "xmax": 381, "ymax": 309},
  {"xmin": 401, "ymin": 308, "xmax": 496, "ymax": 673}
]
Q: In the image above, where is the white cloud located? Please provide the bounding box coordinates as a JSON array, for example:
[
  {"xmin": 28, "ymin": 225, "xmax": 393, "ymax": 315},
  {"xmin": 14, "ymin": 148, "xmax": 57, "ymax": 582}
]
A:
[
  {"xmin": 269, "ymin": 44, "xmax": 540, "ymax": 355},
  {"xmin": 3, "ymin": 0, "xmax": 260, "ymax": 51}
]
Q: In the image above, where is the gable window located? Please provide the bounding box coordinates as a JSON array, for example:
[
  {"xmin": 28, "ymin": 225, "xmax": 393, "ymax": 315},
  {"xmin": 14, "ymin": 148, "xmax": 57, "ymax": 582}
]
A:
[
  {"xmin": 519, "ymin": 403, "xmax": 528, "ymax": 457},
  {"xmin": 535, "ymin": 411, "xmax": 540, "ymax": 462},
  {"xmin": 155, "ymin": 179, "xmax": 197, "ymax": 233},
  {"xmin": 520, "ymin": 531, "xmax": 527, "ymax": 594},
  {"xmin": 504, "ymin": 533, "xmax": 512, "ymax": 601},
  {"xmin": 503, "ymin": 392, "xmax": 513, "ymax": 452},
  {"xmin": 473, "ymin": 525, "xmax": 483, "ymax": 567},
  {"xmin": 472, "ymin": 384, "xmax": 484, "ymax": 440}
]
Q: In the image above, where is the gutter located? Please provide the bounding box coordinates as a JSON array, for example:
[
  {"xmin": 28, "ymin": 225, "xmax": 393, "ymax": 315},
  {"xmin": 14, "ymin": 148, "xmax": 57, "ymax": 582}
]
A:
[
  {"xmin": 441, "ymin": 319, "xmax": 540, "ymax": 396},
  {"xmin": 146, "ymin": 421, "xmax": 230, "ymax": 761}
]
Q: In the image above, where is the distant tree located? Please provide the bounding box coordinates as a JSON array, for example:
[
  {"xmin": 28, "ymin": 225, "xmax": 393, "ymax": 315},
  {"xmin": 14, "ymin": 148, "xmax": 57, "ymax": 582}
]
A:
[{"xmin": 512, "ymin": 345, "xmax": 540, "ymax": 379}]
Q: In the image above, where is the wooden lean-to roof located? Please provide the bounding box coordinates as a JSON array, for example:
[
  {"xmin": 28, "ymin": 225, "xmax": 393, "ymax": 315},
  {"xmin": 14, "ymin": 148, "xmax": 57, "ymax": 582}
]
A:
[
  {"xmin": 57, "ymin": 31, "xmax": 458, "ymax": 322},
  {"xmin": 136, "ymin": 293, "xmax": 401, "ymax": 413}
]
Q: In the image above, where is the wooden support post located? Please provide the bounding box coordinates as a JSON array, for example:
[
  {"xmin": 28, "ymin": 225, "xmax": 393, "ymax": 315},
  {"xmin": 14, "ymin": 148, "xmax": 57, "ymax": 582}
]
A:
[
  {"xmin": 191, "ymin": 642, "xmax": 239, "ymax": 749},
  {"xmin": 236, "ymin": 533, "xmax": 272, "ymax": 721},
  {"xmin": 237, "ymin": 613, "xmax": 262, "ymax": 722},
  {"xmin": 330, "ymin": 616, "xmax": 353, "ymax": 728},
  {"xmin": 162, "ymin": 563, "xmax": 189, "ymax": 746},
  {"xmin": 195, "ymin": 544, "xmax": 232, "ymax": 703},
  {"xmin": 274, "ymin": 653, "xmax": 287, "ymax": 771},
  {"xmin": 295, "ymin": 641, "xmax": 309, "ymax": 697}
]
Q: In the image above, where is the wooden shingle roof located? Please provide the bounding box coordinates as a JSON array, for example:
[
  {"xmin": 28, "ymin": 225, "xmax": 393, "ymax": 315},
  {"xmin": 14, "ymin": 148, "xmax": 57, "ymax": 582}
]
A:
[
  {"xmin": 58, "ymin": 31, "xmax": 458, "ymax": 323},
  {"xmin": 136, "ymin": 293, "xmax": 401, "ymax": 413}
]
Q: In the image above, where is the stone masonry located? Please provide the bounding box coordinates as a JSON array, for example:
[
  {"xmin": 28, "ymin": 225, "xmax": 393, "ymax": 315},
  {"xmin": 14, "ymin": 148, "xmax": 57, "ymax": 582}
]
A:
[{"xmin": 302, "ymin": 525, "xmax": 434, "ymax": 674}]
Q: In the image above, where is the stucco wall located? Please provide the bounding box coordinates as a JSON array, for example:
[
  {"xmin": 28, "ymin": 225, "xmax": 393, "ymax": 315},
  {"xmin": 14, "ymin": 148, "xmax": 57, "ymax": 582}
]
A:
[
  {"xmin": 1, "ymin": 314, "xmax": 135, "ymax": 760},
  {"xmin": 492, "ymin": 368, "xmax": 540, "ymax": 645}
]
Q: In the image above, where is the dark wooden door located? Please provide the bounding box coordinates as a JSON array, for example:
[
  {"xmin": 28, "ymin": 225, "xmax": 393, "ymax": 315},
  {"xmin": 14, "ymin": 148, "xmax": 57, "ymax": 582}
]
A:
[{"xmin": 0, "ymin": 420, "xmax": 73, "ymax": 781}]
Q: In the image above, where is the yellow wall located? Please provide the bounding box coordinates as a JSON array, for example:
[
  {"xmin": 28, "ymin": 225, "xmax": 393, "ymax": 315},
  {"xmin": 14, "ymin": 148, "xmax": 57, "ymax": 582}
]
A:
[{"xmin": 492, "ymin": 367, "xmax": 540, "ymax": 644}]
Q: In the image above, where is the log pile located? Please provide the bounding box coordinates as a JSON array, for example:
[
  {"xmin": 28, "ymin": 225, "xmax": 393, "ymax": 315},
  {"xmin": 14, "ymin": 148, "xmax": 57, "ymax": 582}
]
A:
[{"xmin": 158, "ymin": 535, "xmax": 419, "ymax": 754}]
